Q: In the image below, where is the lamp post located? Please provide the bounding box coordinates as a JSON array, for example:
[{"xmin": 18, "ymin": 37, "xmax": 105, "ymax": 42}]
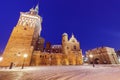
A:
[
  {"xmin": 89, "ymin": 54, "xmax": 95, "ymax": 67},
  {"xmin": 14, "ymin": 52, "xmax": 21, "ymax": 67},
  {"xmin": 111, "ymin": 54, "xmax": 117, "ymax": 64},
  {"xmin": 16, "ymin": 52, "xmax": 21, "ymax": 66},
  {"xmin": 22, "ymin": 54, "xmax": 28, "ymax": 69}
]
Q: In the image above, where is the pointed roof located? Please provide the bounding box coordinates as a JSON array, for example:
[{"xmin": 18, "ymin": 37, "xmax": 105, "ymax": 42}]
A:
[
  {"xmin": 28, "ymin": 3, "xmax": 39, "ymax": 15},
  {"xmin": 35, "ymin": 3, "xmax": 39, "ymax": 13},
  {"xmin": 69, "ymin": 33, "xmax": 78, "ymax": 43},
  {"xmin": 71, "ymin": 33, "xmax": 75, "ymax": 38}
]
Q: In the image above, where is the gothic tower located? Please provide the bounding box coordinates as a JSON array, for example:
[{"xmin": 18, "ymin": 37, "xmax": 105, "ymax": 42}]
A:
[{"xmin": 0, "ymin": 4, "xmax": 42, "ymax": 66}]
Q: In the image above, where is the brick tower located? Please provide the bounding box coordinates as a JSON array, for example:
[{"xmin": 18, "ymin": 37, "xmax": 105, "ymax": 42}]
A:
[{"xmin": 0, "ymin": 4, "xmax": 42, "ymax": 66}]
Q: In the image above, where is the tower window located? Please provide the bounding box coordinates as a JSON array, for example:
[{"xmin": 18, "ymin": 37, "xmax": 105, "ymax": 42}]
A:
[
  {"xmin": 50, "ymin": 55, "xmax": 52, "ymax": 58},
  {"xmin": 67, "ymin": 47, "xmax": 69, "ymax": 49},
  {"xmin": 74, "ymin": 46, "xmax": 76, "ymax": 50},
  {"xmin": 72, "ymin": 40, "xmax": 75, "ymax": 42}
]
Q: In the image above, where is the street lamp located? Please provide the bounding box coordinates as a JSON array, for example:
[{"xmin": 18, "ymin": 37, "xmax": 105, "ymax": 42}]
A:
[
  {"xmin": 22, "ymin": 54, "xmax": 28, "ymax": 69},
  {"xmin": 111, "ymin": 54, "xmax": 117, "ymax": 64},
  {"xmin": 89, "ymin": 54, "xmax": 95, "ymax": 67}
]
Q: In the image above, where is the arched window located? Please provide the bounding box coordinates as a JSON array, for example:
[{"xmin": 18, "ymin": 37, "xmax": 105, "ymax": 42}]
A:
[
  {"xmin": 72, "ymin": 40, "xmax": 75, "ymax": 42},
  {"xmin": 67, "ymin": 47, "xmax": 69, "ymax": 49}
]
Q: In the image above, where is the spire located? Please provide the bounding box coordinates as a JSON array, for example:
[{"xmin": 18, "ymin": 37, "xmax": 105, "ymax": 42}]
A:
[
  {"xmin": 35, "ymin": 3, "xmax": 39, "ymax": 13},
  {"xmin": 72, "ymin": 33, "xmax": 74, "ymax": 38},
  {"xmin": 69, "ymin": 33, "xmax": 78, "ymax": 42}
]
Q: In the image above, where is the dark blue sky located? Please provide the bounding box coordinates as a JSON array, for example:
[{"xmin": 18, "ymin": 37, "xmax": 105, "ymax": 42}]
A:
[{"xmin": 0, "ymin": 0, "xmax": 120, "ymax": 54}]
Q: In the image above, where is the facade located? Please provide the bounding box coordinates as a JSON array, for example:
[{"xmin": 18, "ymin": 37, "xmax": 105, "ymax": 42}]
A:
[
  {"xmin": 0, "ymin": 5, "xmax": 83, "ymax": 66},
  {"xmin": 86, "ymin": 47, "xmax": 119, "ymax": 64}
]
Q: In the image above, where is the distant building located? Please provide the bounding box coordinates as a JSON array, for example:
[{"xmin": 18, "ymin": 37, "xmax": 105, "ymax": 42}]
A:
[
  {"xmin": 86, "ymin": 47, "xmax": 119, "ymax": 64},
  {"xmin": 0, "ymin": 4, "xmax": 83, "ymax": 66},
  {"xmin": 31, "ymin": 33, "xmax": 83, "ymax": 66}
]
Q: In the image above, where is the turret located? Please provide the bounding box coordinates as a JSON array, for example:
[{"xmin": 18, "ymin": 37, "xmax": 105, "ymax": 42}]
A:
[
  {"xmin": 62, "ymin": 33, "xmax": 68, "ymax": 54},
  {"xmin": 62, "ymin": 33, "xmax": 68, "ymax": 44}
]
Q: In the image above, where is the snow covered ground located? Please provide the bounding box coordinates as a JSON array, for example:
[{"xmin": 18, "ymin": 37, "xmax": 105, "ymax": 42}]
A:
[{"xmin": 0, "ymin": 64, "xmax": 120, "ymax": 80}]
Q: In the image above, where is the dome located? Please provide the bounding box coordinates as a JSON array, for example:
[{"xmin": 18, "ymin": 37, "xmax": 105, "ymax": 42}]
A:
[{"xmin": 62, "ymin": 33, "xmax": 68, "ymax": 36}]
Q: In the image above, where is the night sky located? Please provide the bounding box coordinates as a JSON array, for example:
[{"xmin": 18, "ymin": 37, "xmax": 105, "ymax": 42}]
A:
[{"xmin": 0, "ymin": 0, "xmax": 120, "ymax": 54}]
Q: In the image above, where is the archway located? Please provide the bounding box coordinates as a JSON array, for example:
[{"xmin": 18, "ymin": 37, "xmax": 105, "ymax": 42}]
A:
[{"xmin": 94, "ymin": 58, "xmax": 99, "ymax": 64}]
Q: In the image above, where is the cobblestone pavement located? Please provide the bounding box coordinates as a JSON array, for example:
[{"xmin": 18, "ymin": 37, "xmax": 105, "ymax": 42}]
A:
[{"xmin": 0, "ymin": 65, "xmax": 120, "ymax": 80}]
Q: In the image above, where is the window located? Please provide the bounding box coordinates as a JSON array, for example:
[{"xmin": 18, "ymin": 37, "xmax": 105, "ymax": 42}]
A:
[
  {"xmin": 50, "ymin": 55, "xmax": 52, "ymax": 58},
  {"xmin": 74, "ymin": 46, "xmax": 76, "ymax": 50},
  {"xmin": 67, "ymin": 47, "xmax": 69, "ymax": 49},
  {"xmin": 72, "ymin": 40, "xmax": 75, "ymax": 42},
  {"xmin": 24, "ymin": 27, "xmax": 27, "ymax": 30}
]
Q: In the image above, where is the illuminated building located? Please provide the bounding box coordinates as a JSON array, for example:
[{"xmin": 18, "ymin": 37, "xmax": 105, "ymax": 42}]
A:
[
  {"xmin": 31, "ymin": 33, "xmax": 83, "ymax": 66},
  {"xmin": 0, "ymin": 4, "xmax": 83, "ymax": 66},
  {"xmin": 86, "ymin": 47, "xmax": 119, "ymax": 64}
]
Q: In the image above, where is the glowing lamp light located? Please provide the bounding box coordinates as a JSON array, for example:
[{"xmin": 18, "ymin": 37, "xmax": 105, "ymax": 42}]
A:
[
  {"xmin": 0, "ymin": 57, "xmax": 3, "ymax": 62},
  {"xmin": 82, "ymin": 55, "xmax": 84, "ymax": 58},
  {"xmin": 23, "ymin": 54, "xmax": 28, "ymax": 58},
  {"xmin": 89, "ymin": 54, "xmax": 93, "ymax": 58}
]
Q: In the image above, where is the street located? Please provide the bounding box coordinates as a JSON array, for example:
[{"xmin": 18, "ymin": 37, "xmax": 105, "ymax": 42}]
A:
[{"xmin": 0, "ymin": 65, "xmax": 120, "ymax": 80}]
